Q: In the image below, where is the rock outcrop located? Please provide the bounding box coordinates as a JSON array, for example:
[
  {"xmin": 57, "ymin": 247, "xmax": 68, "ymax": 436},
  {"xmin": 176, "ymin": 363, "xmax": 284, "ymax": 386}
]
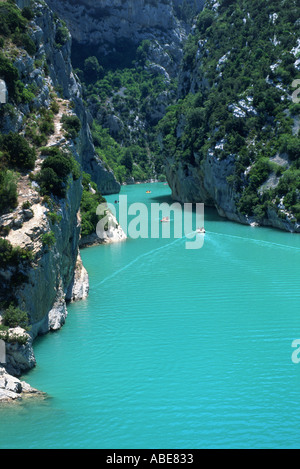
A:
[
  {"xmin": 0, "ymin": 366, "xmax": 44, "ymax": 402},
  {"xmin": 34, "ymin": 1, "xmax": 120, "ymax": 195},
  {"xmin": 161, "ymin": 1, "xmax": 300, "ymax": 233},
  {"xmin": 79, "ymin": 212, "xmax": 127, "ymax": 248},
  {"xmin": 45, "ymin": 0, "xmax": 189, "ymax": 75},
  {"xmin": 0, "ymin": 0, "xmax": 121, "ymax": 397}
]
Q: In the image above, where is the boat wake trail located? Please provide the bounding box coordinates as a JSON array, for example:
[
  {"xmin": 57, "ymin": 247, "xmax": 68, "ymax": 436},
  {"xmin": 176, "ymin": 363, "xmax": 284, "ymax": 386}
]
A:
[
  {"xmin": 205, "ymin": 230, "xmax": 300, "ymax": 252},
  {"xmin": 93, "ymin": 229, "xmax": 298, "ymax": 289},
  {"xmin": 94, "ymin": 236, "xmax": 186, "ymax": 288}
]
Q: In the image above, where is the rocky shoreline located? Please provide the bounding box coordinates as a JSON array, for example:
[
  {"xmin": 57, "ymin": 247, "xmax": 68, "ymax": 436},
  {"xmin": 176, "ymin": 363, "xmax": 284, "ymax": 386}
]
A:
[
  {"xmin": 0, "ymin": 367, "xmax": 45, "ymax": 403},
  {"xmin": 0, "ymin": 218, "xmax": 126, "ymax": 404}
]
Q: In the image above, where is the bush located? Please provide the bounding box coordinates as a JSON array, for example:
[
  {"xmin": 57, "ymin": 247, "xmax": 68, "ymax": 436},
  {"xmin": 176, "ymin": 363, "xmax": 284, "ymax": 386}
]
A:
[
  {"xmin": 0, "ymin": 238, "xmax": 33, "ymax": 268},
  {"xmin": 61, "ymin": 114, "xmax": 81, "ymax": 140},
  {"xmin": 41, "ymin": 231, "xmax": 56, "ymax": 248},
  {"xmin": 36, "ymin": 151, "xmax": 80, "ymax": 198},
  {"xmin": 55, "ymin": 25, "xmax": 69, "ymax": 47},
  {"xmin": 80, "ymin": 172, "xmax": 106, "ymax": 238},
  {"xmin": 0, "ymin": 3, "xmax": 27, "ymax": 37},
  {"xmin": 12, "ymin": 32, "xmax": 36, "ymax": 56},
  {"xmin": 37, "ymin": 167, "xmax": 64, "ymax": 198},
  {"xmin": 0, "ymin": 169, "xmax": 18, "ymax": 214},
  {"xmin": 0, "ymin": 53, "xmax": 19, "ymax": 96},
  {"xmin": 42, "ymin": 153, "xmax": 74, "ymax": 180},
  {"xmin": 21, "ymin": 6, "xmax": 35, "ymax": 21},
  {"xmin": 2, "ymin": 305, "xmax": 29, "ymax": 330},
  {"xmin": 0, "ymin": 132, "xmax": 36, "ymax": 170},
  {"xmin": 50, "ymin": 100, "xmax": 60, "ymax": 114}
]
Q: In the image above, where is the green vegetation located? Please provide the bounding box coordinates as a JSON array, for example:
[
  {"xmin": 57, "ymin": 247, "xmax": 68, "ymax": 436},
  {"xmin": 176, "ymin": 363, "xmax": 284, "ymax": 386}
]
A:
[
  {"xmin": 0, "ymin": 237, "xmax": 33, "ymax": 268},
  {"xmin": 0, "ymin": 1, "xmax": 36, "ymax": 56},
  {"xmin": 174, "ymin": 0, "xmax": 200, "ymax": 22},
  {"xmin": 2, "ymin": 304, "xmax": 29, "ymax": 330},
  {"xmin": 91, "ymin": 122, "xmax": 154, "ymax": 183},
  {"xmin": 73, "ymin": 39, "xmax": 177, "ymax": 182},
  {"xmin": 0, "ymin": 237, "xmax": 33, "ymax": 307},
  {"xmin": 0, "ymin": 303, "xmax": 30, "ymax": 344},
  {"xmin": 55, "ymin": 23, "xmax": 69, "ymax": 48},
  {"xmin": 158, "ymin": 0, "xmax": 300, "ymax": 222},
  {"xmin": 0, "ymin": 133, "xmax": 36, "ymax": 215},
  {"xmin": 0, "ymin": 169, "xmax": 18, "ymax": 214},
  {"xmin": 36, "ymin": 147, "xmax": 81, "ymax": 198},
  {"xmin": 0, "ymin": 132, "xmax": 36, "ymax": 170},
  {"xmin": 41, "ymin": 231, "xmax": 56, "ymax": 248},
  {"xmin": 21, "ymin": 6, "xmax": 35, "ymax": 21},
  {"xmin": 83, "ymin": 56, "xmax": 104, "ymax": 84},
  {"xmin": 47, "ymin": 211, "xmax": 62, "ymax": 225},
  {"xmin": 0, "ymin": 1, "xmax": 28, "ymax": 37},
  {"xmin": 61, "ymin": 114, "xmax": 81, "ymax": 140},
  {"xmin": 80, "ymin": 172, "xmax": 106, "ymax": 238},
  {"xmin": 26, "ymin": 108, "xmax": 55, "ymax": 146}
]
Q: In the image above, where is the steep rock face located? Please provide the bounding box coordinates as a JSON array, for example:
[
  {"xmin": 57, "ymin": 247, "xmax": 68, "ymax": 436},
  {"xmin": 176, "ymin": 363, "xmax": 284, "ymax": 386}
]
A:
[
  {"xmin": 0, "ymin": 1, "xmax": 91, "ymax": 380},
  {"xmin": 162, "ymin": 1, "xmax": 300, "ymax": 233},
  {"xmin": 0, "ymin": 0, "xmax": 129, "ymax": 396},
  {"xmin": 165, "ymin": 154, "xmax": 240, "ymax": 219},
  {"xmin": 33, "ymin": 2, "xmax": 120, "ymax": 195},
  {"xmin": 8, "ymin": 179, "xmax": 83, "ymax": 337},
  {"xmin": 165, "ymin": 131, "xmax": 300, "ymax": 234},
  {"xmin": 46, "ymin": 0, "xmax": 186, "ymax": 73}
]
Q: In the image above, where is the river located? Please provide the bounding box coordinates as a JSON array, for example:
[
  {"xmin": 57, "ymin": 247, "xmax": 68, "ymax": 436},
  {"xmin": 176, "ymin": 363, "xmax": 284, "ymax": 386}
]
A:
[{"xmin": 0, "ymin": 182, "xmax": 300, "ymax": 449}]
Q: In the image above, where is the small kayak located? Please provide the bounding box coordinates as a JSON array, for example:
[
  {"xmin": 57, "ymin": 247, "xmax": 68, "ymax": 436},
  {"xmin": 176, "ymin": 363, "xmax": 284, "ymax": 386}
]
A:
[
  {"xmin": 197, "ymin": 228, "xmax": 206, "ymax": 234},
  {"xmin": 161, "ymin": 217, "xmax": 170, "ymax": 222}
]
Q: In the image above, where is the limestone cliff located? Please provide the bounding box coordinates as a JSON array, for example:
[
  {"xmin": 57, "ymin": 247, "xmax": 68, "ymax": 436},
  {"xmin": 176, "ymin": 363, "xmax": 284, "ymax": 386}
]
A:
[
  {"xmin": 43, "ymin": 0, "xmax": 205, "ymax": 183},
  {"xmin": 45, "ymin": 0, "xmax": 197, "ymax": 76},
  {"xmin": 0, "ymin": 0, "xmax": 119, "ymax": 395},
  {"xmin": 34, "ymin": 1, "xmax": 120, "ymax": 195},
  {"xmin": 160, "ymin": 0, "xmax": 300, "ymax": 233}
]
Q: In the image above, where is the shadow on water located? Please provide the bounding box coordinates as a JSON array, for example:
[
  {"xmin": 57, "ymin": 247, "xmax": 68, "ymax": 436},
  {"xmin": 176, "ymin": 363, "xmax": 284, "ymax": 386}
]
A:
[
  {"xmin": 149, "ymin": 193, "xmax": 225, "ymax": 223},
  {"xmin": 149, "ymin": 194, "xmax": 174, "ymax": 205}
]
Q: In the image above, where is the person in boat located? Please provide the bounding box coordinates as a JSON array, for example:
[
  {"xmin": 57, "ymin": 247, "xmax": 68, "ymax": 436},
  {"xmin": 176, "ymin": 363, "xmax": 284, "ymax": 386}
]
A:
[
  {"xmin": 161, "ymin": 216, "xmax": 170, "ymax": 222},
  {"xmin": 197, "ymin": 227, "xmax": 205, "ymax": 233}
]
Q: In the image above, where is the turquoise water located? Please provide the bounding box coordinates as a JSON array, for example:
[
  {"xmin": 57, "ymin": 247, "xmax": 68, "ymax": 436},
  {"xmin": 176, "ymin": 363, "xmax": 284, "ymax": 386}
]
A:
[{"xmin": 0, "ymin": 182, "xmax": 300, "ymax": 449}]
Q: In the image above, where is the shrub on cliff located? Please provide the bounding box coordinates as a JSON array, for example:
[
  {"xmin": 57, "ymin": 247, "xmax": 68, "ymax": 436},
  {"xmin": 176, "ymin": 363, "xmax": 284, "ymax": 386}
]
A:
[
  {"xmin": 80, "ymin": 172, "xmax": 106, "ymax": 238},
  {"xmin": 55, "ymin": 24, "xmax": 69, "ymax": 48},
  {"xmin": 0, "ymin": 238, "xmax": 33, "ymax": 268},
  {"xmin": 0, "ymin": 168, "xmax": 18, "ymax": 214},
  {"xmin": 36, "ymin": 150, "xmax": 81, "ymax": 198},
  {"xmin": 0, "ymin": 2, "xmax": 27, "ymax": 37},
  {"xmin": 21, "ymin": 6, "xmax": 35, "ymax": 21},
  {"xmin": 41, "ymin": 231, "xmax": 56, "ymax": 248},
  {"xmin": 61, "ymin": 114, "xmax": 81, "ymax": 140},
  {"xmin": 2, "ymin": 305, "xmax": 29, "ymax": 331},
  {"xmin": 0, "ymin": 53, "xmax": 19, "ymax": 95},
  {"xmin": 11, "ymin": 31, "xmax": 36, "ymax": 56},
  {"xmin": 0, "ymin": 132, "xmax": 36, "ymax": 170}
]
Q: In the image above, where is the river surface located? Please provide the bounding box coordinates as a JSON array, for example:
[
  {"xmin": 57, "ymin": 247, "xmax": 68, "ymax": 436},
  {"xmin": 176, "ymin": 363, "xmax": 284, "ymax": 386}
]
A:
[{"xmin": 0, "ymin": 182, "xmax": 300, "ymax": 449}]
